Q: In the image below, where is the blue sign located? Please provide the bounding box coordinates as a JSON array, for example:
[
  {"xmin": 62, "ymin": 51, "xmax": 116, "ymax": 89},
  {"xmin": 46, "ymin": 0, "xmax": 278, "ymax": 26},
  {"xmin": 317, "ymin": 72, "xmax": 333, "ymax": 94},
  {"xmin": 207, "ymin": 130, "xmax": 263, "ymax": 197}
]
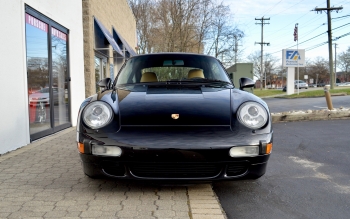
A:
[
  {"xmin": 286, "ymin": 50, "xmax": 301, "ymax": 60},
  {"xmin": 282, "ymin": 49, "xmax": 305, "ymax": 67}
]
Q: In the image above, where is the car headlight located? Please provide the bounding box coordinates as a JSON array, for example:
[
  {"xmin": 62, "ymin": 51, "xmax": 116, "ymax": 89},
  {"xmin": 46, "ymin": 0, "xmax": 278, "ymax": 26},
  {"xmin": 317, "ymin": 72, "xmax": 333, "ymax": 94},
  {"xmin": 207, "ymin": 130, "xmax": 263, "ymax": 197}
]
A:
[
  {"xmin": 82, "ymin": 101, "xmax": 113, "ymax": 129},
  {"xmin": 237, "ymin": 102, "xmax": 268, "ymax": 129}
]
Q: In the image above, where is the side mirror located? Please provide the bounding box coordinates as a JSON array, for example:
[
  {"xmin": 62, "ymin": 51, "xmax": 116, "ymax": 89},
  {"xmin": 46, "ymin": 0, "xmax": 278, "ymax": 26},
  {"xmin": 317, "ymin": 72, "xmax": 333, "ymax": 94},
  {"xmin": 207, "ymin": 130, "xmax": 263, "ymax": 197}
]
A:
[
  {"xmin": 98, "ymin": 78, "xmax": 112, "ymax": 90},
  {"xmin": 239, "ymin": 77, "xmax": 255, "ymax": 90}
]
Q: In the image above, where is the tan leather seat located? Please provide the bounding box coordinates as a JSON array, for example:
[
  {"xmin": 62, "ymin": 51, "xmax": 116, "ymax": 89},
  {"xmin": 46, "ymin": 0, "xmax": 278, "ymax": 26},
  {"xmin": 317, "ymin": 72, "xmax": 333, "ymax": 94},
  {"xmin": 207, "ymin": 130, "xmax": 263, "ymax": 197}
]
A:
[
  {"xmin": 188, "ymin": 69, "xmax": 204, "ymax": 79},
  {"xmin": 141, "ymin": 72, "xmax": 157, "ymax": 82}
]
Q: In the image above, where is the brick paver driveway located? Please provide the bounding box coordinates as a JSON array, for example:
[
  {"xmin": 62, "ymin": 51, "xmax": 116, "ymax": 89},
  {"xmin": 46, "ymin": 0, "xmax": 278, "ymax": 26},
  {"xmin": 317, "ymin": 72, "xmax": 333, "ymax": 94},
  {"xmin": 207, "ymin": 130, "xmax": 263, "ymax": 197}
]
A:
[
  {"xmin": 0, "ymin": 128, "xmax": 191, "ymax": 219},
  {"xmin": 0, "ymin": 128, "xmax": 225, "ymax": 219}
]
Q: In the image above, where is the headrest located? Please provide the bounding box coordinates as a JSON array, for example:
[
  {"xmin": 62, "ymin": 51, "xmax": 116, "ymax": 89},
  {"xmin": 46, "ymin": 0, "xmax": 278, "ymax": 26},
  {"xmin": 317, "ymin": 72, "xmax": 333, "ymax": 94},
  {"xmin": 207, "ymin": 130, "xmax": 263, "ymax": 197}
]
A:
[
  {"xmin": 141, "ymin": 72, "xmax": 157, "ymax": 82},
  {"xmin": 188, "ymin": 69, "xmax": 204, "ymax": 79}
]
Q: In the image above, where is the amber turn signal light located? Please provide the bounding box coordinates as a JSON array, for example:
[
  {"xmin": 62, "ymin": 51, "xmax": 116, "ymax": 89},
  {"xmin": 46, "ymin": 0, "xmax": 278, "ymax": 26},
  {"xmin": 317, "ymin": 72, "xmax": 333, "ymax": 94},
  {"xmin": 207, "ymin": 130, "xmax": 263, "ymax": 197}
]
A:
[
  {"xmin": 266, "ymin": 143, "xmax": 273, "ymax": 154},
  {"xmin": 77, "ymin": 142, "xmax": 84, "ymax": 153}
]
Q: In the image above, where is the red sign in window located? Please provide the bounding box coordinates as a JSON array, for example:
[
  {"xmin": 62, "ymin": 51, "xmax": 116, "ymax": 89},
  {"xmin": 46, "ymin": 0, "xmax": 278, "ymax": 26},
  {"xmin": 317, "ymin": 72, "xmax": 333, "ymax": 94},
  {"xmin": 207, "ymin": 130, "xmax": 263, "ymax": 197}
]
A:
[
  {"xmin": 52, "ymin": 27, "xmax": 67, "ymax": 41},
  {"xmin": 25, "ymin": 13, "xmax": 48, "ymax": 32}
]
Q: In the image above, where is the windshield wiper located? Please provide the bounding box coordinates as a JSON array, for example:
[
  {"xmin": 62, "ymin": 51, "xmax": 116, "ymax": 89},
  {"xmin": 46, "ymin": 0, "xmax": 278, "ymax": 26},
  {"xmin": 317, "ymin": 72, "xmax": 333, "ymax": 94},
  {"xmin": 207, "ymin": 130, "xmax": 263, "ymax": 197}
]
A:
[
  {"xmin": 187, "ymin": 78, "xmax": 231, "ymax": 84},
  {"xmin": 118, "ymin": 79, "xmax": 233, "ymax": 88}
]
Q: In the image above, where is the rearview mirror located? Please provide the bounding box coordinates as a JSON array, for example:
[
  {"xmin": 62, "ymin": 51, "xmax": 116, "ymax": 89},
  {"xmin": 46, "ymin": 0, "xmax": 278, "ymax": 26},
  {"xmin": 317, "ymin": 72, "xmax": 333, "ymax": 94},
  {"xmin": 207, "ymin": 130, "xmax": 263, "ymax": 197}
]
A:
[{"xmin": 239, "ymin": 77, "xmax": 255, "ymax": 90}]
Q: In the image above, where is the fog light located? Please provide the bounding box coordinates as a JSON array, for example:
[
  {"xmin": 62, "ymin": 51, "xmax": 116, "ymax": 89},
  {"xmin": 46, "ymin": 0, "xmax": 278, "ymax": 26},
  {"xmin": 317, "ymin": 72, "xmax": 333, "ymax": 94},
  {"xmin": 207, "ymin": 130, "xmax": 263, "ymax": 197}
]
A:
[
  {"xmin": 229, "ymin": 146, "xmax": 259, "ymax": 157},
  {"xmin": 92, "ymin": 145, "xmax": 122, "ymax": 156}
]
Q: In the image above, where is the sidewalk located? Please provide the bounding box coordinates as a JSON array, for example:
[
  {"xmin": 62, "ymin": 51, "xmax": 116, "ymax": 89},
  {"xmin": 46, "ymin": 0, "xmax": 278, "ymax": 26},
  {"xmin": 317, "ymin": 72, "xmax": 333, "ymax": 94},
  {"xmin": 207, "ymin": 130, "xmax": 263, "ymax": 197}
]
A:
[{"xmin": 0, "ymin": 127, "xmax": 226, "ymax": 219}]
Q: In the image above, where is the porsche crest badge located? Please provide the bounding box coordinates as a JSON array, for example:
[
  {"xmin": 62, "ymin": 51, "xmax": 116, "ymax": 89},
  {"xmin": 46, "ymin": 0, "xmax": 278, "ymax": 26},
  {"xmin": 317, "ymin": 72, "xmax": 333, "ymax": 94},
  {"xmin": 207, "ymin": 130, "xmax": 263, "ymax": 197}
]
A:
[{"xmin": 171, "ymin": 114, "xmax": 179, "ymax": 120}]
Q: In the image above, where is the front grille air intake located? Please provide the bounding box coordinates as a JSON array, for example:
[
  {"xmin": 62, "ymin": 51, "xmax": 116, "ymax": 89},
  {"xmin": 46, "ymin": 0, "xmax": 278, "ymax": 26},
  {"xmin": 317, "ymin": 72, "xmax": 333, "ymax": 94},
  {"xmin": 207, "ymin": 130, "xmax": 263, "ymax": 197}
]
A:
[{"xmin": 130, "ymin": 162, "xmax": 222, "ymax": 178}]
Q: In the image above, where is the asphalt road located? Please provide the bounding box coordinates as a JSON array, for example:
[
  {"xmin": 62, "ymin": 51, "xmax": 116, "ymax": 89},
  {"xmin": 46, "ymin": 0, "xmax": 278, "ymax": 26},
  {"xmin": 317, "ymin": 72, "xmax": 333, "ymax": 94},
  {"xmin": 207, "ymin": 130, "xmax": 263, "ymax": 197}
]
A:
[
  {"xmin": 263, "ymin": 95, "xmax": 350, "ymax": 113},
  {"xmin": 213, "ymin": 119, "xmax": 350, "ymax": 219}
]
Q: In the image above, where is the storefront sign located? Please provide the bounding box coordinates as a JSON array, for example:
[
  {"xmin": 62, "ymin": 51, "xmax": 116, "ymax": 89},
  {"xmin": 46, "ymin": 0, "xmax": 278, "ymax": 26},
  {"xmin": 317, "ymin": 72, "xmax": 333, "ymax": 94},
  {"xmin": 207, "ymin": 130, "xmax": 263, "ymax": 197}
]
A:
[
  {"xmin": 25, "ymin": 13, "xmax": 48, "ymax": 32},
  {"xmin": 52, "ymin": 27, "xmax": 67, "ymax": 41}
]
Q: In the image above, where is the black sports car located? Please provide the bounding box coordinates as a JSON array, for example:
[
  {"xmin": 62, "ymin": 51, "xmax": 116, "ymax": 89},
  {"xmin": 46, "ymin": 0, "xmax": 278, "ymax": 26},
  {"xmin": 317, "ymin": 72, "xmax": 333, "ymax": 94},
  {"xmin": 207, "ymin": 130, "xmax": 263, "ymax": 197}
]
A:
[{"xmin": 76, "ymin": 53, "xmax": 273, "ymax": 181}]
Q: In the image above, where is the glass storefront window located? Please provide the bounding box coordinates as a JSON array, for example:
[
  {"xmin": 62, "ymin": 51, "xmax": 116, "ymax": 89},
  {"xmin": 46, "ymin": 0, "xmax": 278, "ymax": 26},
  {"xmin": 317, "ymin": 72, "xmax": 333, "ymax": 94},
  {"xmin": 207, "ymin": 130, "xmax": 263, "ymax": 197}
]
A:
[
  {"xmin": 25, "ymin": 8, "xmax": 71, "ymax": 141},
  {"xmin": 51, "ymin": 27, "xmax": 69, "ymax": 127},
  {"xmin": 26, "ymin": 13, "xmax": 51, "ymax": 134},
  {"xmin": 95, "ymin": 56, "xmax": 101, "ymax": 92},
  {"xmin": 95, "ymin": 56, "xmax": 107, "ymax": 92}
]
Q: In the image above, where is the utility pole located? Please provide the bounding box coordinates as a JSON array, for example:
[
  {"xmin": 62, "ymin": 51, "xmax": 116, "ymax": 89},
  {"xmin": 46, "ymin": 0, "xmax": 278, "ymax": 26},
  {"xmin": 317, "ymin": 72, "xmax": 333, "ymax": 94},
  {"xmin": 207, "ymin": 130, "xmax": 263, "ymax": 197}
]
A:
[
  {"xmin": 233, "ymin": 34, "xmax": 241, "ymax": 65},
  {"xmin": 313, "ymin": 1, "xmax": 343, "ymax": 89},
  {"xmin": 255, "ymin": 17, "xmax": 270, "ymax": 90},
  {"xmin": 334, "ymin": 43, "xmax": 337, "ymax": 83}
]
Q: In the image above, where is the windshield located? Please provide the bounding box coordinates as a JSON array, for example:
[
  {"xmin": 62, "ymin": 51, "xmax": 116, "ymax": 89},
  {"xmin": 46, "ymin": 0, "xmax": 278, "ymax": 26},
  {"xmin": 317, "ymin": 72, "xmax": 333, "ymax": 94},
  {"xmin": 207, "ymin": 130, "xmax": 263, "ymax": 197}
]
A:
[{"xmin": 116, "ymin": 54, "xmax": 232, "ymax": 85}]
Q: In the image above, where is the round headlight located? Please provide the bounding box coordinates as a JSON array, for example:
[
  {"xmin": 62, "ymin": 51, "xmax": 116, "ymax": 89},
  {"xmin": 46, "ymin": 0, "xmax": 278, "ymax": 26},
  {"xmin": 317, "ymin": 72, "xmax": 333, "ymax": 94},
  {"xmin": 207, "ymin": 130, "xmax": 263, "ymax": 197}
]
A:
[
  {"xmin": 237, "ymin": 102, "xmax": 268, "ymax": 129},
  {"xmin": 82, "ymin": 101, "xmax": 113, "ymax": 129}
]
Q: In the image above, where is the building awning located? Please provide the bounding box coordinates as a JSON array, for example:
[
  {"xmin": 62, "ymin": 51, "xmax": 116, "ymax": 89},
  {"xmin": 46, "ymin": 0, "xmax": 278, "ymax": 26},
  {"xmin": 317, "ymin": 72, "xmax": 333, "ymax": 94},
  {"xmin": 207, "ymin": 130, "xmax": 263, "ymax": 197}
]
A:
[
  {"xmin": 94, "ymin": 17, "xmax": 124, "ymax": 56},
  {"xmin": 113, "ymin": 28, "xmax": 137, "ymax": 56}
]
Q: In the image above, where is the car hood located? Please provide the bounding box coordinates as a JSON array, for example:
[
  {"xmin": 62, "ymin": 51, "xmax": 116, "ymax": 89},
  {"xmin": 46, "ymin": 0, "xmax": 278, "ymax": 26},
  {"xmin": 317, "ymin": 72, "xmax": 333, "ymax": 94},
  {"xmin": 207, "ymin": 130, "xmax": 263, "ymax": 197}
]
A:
[
  {"xmin": 116, "ymin": 86, "xmax": 231, "ymax": 126},
  {"xmin": 29, "ymin": 93, "xmax": 49, "ymax": 99}
]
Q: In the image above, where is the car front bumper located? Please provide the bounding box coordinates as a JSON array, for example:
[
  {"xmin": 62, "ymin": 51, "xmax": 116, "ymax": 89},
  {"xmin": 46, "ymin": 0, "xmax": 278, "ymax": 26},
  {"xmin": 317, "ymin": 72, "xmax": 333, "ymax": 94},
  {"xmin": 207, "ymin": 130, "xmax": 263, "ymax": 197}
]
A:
[
  {"xmin": 78, "ymin": 139, "xmax": 271, "ymax": 181},
  {"xmin": 77, "ymin": 125, "xmax": 273, "ymax": 181}
]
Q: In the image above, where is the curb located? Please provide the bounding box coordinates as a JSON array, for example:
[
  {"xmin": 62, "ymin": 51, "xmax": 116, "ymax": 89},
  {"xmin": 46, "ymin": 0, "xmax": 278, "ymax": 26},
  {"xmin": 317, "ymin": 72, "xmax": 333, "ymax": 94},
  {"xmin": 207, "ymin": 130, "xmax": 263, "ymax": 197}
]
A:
[
  {"xmin": 188, "ymin": 184, "xmax": 227, "ymax": 219},
  {"xmin": 271, "ymin": 108, "xmax": 350, "ymax": 123}
]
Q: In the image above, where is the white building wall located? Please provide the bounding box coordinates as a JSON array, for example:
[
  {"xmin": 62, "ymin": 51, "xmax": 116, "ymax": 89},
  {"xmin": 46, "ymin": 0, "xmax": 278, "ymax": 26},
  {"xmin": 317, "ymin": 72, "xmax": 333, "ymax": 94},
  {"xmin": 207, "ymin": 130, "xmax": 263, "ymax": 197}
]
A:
[{"xmin": 0, "ymin": 0, "xmax": 85, "ymax": 154}]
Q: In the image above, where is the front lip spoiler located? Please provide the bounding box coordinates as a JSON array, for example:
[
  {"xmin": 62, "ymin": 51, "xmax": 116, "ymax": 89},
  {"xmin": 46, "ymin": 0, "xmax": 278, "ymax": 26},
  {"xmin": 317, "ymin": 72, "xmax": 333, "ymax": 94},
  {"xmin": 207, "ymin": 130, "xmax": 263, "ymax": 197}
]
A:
[{"xmin": 99, "ymin": 162, "xmax": 267, "ymax": 181}]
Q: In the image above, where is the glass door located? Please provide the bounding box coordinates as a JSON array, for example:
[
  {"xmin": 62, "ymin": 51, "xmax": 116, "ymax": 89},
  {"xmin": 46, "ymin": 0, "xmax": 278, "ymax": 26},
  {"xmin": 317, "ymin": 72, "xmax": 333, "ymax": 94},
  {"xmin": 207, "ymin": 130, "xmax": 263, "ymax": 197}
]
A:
[
  {"xmin": 26, "ymin": 13, "xmax": 51, "ymax": 135},
  {"xmin": 25, "ymin": 7, "xmax": 71, "ymax": 141},
  {"xmin": 51, "ymin": 27, "xmax": 70, "ymax": 128}
]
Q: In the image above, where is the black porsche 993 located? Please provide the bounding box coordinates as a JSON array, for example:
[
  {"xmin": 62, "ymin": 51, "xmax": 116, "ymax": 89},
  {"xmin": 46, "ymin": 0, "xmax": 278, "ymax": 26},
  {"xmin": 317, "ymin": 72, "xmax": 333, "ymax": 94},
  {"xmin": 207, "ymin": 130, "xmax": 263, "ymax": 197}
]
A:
[{"xmin": 76, "ymin": 53, "xmax": 273, "ymax": 181}]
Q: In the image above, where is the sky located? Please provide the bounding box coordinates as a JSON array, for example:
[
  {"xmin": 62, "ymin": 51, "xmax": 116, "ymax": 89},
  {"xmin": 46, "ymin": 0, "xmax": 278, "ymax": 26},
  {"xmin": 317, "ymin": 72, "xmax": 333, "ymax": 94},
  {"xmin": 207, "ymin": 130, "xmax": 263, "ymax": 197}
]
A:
[{"xmin": 223, "ymin": 0, "xmax": 350, "ymax": 71}]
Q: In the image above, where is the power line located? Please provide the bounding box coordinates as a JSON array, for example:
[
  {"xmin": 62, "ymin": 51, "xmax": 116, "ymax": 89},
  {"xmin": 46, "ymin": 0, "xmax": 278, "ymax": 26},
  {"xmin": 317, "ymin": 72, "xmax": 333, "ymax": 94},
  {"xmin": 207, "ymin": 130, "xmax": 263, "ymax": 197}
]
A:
[
  {"xmin": 306, "ymin": 31, "xmax": 350, "ymax": 51},
  {"xmin": 268, "ymin": 22, "xmax": 350, "ymax": 54},
  {"xmin": 262, "ymin": 0, "xmax": 284, "ymax": 17},
  {"xmin": 332, "ymin": 14, "xmax": 350, "ymax": 19}
]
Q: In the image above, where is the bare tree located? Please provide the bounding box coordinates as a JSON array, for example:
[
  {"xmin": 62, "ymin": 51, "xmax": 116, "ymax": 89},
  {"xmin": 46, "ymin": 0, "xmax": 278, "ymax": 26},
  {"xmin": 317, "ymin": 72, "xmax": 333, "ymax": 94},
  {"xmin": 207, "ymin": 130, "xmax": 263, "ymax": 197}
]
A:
[
  {"xmin": 128, "ymin": 0, "xmax": 244, "ymax": 64},
  {"xmin": 247, "ymin": 51, "xmax": 278, "ymax": 89},
  {"xmin": 306, "ymin": 57, "xmax": 329, "ymax": 84},
  {"xmin": 337, "ymin": 46, "xmax": 350, "ymax": 82},
  {"xmin": 204, "ymin": 2, "xmax": 244, "ymax": 67},
  {"xmin": 128, "ymin": 0, "xmax": 154, "ymax": 54}
]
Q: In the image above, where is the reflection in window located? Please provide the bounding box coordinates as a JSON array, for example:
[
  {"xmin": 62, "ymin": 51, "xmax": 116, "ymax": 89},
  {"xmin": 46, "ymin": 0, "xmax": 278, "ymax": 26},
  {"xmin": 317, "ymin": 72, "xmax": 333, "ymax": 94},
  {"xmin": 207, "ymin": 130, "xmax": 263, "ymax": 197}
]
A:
[
  {"xmin": 51, "ymin": 27, "xmax": 69, "ymax": 127},
  {"xmin": 95, "ymin": 56, "xmax": 107, "ymax": 92},
  {"xmin": 26, "ymin": 13, "xmax": 51, "ymax": 134},
  {"xmin": 95, "ymin": 56, "xmax": 101, "ymax": 92}
]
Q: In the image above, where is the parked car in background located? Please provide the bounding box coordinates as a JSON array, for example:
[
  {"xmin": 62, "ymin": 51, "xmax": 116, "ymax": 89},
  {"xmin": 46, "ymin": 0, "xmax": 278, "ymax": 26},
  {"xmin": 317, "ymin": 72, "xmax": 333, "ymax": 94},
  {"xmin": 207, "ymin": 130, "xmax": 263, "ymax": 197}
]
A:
[
  {"xmin": 295, "ymin": 80, "xmax": 308, "ymax": 89},
  {"xmin": 308, "ymin": 83, "xmax": 317, "ymax": 88},
  {"xmin": 76, "ymin": 52, "xmax": 273, "ymax": 181},
  {"xmin": 29, "ymin": 87, "xmax": 65, "ymax": 106},
  {"xmin": 338, "ymin": 82, "xmax": 350, "ymax": 86}
]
